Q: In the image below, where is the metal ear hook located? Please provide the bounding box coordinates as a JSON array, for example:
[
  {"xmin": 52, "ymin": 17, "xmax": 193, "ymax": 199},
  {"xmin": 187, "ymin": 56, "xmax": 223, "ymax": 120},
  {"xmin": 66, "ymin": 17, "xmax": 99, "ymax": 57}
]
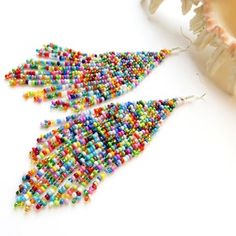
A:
[
  {"xmin": 171, "ymin": 44, "xmax": 191, "ymax": 54},
  {"xmin": 180, "ymin": 93, "xmax": 206, "ymax": 103},
  {"xmin": 170, "ymin": 27, "xmax": 193, "ymax": 54}
]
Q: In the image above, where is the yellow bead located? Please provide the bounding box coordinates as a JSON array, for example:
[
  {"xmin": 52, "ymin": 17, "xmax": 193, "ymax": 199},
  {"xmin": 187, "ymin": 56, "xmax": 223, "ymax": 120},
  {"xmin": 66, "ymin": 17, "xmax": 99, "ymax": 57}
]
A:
[
  {"xmin": 54, "ymin": 200, "xmax": 59, "ymax": 206},
  {"xmin": 65, "ymin": 183, "xmax": 70, "ymax": 189},
  {"xmin": 100, "ymin": 172, "xmax": 106, "ymax": 180},
  {"xmin": 64, "ymin": 123, "xmax": 70, "ymax": 129}
]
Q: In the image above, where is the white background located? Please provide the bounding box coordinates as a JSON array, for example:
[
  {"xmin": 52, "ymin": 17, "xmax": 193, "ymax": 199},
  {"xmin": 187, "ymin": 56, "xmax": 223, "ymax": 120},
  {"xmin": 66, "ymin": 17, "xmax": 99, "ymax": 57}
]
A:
[{"xmin": 0, "ymin": 0, "xmax": 236, "ymax": 235}]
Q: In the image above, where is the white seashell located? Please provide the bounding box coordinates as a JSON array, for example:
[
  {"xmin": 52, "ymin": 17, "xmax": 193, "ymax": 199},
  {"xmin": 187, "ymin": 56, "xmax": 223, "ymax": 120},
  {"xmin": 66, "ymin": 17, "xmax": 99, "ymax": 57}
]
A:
[
  {"xmin": 181, "ymin": 0, "xmax": 194, "ymax": 15},
  {"xmin": 142, "ymin": 0, "xmax": 236, "ymax": 95},
  {"xmin": 148, "ymin": 0, "xmax": 164, "ymax": 14}
]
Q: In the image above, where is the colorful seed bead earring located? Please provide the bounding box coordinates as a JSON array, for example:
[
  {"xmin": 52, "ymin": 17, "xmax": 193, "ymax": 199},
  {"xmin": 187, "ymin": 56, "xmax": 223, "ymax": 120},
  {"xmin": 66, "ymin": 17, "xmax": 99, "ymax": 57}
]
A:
[
  {"xmin": 5, "ymin": 43, "xmax": 173, "ymax": 112},
  {"xmin": 14, "ymin": 95, "xmax": 204, "ymax": 212}
]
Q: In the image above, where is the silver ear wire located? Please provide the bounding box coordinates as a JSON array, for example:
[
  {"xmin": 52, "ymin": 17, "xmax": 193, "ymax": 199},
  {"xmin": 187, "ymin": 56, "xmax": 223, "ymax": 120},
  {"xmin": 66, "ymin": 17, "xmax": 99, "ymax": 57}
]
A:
[
  {"xmin": 171, "ymin": 27, "xmax": 193, "ymax": 54},
  {"xmin": 180, "ymin": 93, "xmax": 206, "ymax": 103}
]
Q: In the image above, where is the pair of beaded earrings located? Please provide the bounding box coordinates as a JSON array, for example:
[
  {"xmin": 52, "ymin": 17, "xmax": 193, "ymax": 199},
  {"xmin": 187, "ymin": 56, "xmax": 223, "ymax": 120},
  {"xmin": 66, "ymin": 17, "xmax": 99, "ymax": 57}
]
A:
[{"xmin": 6, "ymin": 43, "xmax": 202, "ymax": 212}]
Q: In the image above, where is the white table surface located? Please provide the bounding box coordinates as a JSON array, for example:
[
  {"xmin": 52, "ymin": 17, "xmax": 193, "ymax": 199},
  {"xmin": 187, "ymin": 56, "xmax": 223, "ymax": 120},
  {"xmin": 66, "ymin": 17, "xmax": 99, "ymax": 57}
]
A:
[{"xmin": 0, "ymin": 0, "xmax": 236, "ymax": 235}]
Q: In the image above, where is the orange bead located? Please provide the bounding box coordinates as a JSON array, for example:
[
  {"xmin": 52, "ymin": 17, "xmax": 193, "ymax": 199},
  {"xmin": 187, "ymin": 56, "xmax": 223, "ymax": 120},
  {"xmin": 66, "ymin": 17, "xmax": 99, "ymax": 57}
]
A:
[{"xmin": 84, "ymin": 195, "xmax": 90, "ymax": 202}]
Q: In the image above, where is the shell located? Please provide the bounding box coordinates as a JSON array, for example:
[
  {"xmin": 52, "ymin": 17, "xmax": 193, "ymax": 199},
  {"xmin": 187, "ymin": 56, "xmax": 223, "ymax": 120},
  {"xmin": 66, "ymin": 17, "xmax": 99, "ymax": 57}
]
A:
[{"xmin": 143, "ymin": 0, "xmax": 236, "ymax": 95}]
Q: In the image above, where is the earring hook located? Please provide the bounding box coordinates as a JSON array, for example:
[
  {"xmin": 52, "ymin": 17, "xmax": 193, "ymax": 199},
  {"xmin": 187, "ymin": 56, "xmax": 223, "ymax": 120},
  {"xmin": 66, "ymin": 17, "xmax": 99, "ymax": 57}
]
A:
[
  {"xmin": 171, "ymin": 27, "xmax": 193, "ymax": 53},
  {"xmin": 180, "ymin": 93, "xmax": 206, "ymax": 103}
]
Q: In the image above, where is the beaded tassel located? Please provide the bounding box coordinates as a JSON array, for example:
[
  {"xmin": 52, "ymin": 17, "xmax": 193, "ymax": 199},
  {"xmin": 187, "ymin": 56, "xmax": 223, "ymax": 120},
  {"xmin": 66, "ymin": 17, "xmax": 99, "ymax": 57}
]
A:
[
  {"xmin": 5, "ymin": 43, "xmax": 171, "ymax": 112},
  {"xmin": 15, "ymin": 97, "xmax": 182, "ymax": 212}
]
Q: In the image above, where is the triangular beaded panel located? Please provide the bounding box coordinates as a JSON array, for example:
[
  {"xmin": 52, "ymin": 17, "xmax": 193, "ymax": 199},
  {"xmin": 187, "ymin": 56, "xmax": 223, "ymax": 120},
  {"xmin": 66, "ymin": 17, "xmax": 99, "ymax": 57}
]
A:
[
  {"xmin": 15, "ymin": 98, "xmax": 177, "ymax": 211},
  {"xmin": 6, "ymin": 43, "xmax": 171, "ymax": 112}
]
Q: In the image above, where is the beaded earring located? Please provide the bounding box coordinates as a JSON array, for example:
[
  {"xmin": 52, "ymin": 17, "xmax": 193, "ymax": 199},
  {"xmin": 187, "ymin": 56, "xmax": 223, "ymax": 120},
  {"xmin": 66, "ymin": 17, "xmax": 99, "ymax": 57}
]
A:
[
  {"xmin": 15, "ymin": 95, "xmax": 204, "ymax": 212},
  {"xmin": 5, "ymin": 43, "xmax": 173, "ymax": 112}
]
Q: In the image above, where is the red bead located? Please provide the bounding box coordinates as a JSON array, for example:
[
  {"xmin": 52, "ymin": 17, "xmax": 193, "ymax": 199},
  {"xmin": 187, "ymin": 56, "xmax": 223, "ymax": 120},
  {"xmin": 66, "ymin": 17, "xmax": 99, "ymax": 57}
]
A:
[
  {"xmin": 74, "ymin": 173, "xmax": 79, "ymax": 179},
  {"xmin": 92, "ymin": 183, "xmax": 97, "ymax": 190}
]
